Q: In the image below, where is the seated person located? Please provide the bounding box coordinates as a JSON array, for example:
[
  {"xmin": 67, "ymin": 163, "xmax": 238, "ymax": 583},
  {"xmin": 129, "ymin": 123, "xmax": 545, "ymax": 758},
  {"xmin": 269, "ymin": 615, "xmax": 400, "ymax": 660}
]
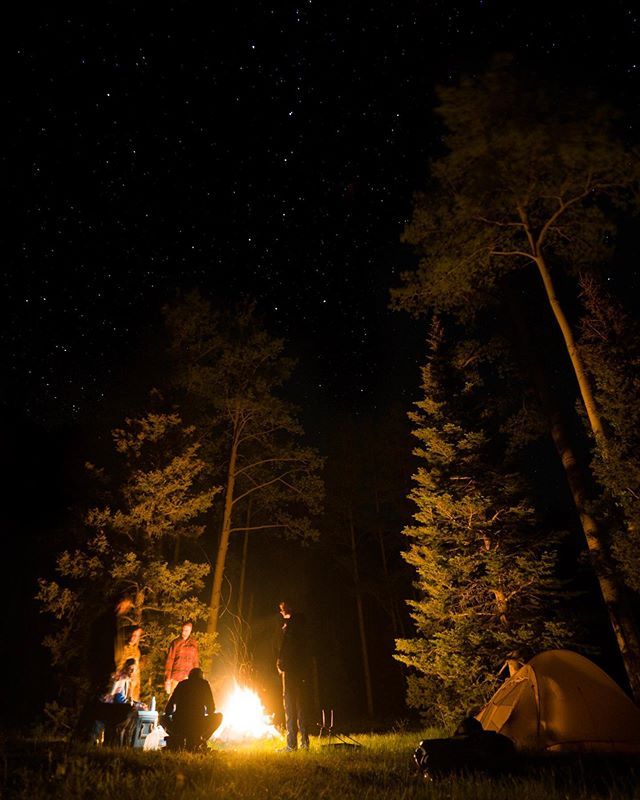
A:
[
  {"xmin": 117, "ymin": 626, "xmax": 143, "ymax": 701},
  {"xmin": 93, "ymin": 658, "xmax": 144, "ymax": 746},
  {"xmin": 164, "ymin": 667, "xmax": 222, "ymax": 752}
]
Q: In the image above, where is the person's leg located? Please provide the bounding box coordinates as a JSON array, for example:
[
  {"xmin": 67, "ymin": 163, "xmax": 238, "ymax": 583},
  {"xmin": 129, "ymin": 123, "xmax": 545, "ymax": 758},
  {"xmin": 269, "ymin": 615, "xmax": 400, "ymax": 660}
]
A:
[
  {"xmin": 202, "ymin": 712, "xmax": 222, "ymax": 740},
  {"xmin": 282, "ymin": 673, "xmax": 298, "ymax": 750},
  {"xmin": 117, "ymin": 709, "xmax": 138, "ymax": 747},
  {"xmin": 166, "ymin": 720, "xmax": 186, "ymax": 750},
  {"xmin": 296, "ymin": 676, "xmax": 310, "ymax": 749},
  {"xmin": 103, "ymin": 705, "xmax": 136, "ymax": 747}
]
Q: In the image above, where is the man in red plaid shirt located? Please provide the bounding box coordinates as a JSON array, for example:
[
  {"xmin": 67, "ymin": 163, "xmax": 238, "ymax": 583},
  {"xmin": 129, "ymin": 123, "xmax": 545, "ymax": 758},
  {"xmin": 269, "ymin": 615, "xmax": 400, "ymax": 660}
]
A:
[{"xmin": 164, "ymin": 621, "xmax": 200, "ymax": 695}]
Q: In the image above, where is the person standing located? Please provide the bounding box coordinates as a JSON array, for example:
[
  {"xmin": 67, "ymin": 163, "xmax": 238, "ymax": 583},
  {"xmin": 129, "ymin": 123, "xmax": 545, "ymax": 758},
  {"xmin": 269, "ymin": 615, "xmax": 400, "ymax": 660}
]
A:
[
  {"xmin": 164, "ymin": 621, "xmax": 200, "ymax": 696},
  {"xmin": 277, "ymin": 600, "xmax": 310, "ymax": 752}
]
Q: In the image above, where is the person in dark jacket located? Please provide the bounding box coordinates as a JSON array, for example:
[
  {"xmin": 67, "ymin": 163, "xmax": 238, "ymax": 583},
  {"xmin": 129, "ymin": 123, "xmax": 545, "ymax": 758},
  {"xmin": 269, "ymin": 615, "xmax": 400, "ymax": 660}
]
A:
[
  {"xmin": 277, "ymin": 600, "xmax": 310, "ymax": 752},
  {"xmin": 164, "ymin": 667, "xmax": 222, "ymax": 752}
]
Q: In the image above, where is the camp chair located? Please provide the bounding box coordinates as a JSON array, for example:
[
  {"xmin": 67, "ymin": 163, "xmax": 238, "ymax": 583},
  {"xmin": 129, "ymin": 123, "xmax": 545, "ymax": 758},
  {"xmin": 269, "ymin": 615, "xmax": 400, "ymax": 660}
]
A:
[{"xmin": 317, "ymin": 709, "xmax": 361, "ymax": 748}]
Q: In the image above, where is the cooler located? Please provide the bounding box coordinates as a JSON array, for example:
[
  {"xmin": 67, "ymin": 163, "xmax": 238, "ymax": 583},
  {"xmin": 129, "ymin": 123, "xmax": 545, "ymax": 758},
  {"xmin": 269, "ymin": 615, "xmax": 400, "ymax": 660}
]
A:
[{"xmin": 132, "ymin": 709, "xmax": 159, "ymax": 749}]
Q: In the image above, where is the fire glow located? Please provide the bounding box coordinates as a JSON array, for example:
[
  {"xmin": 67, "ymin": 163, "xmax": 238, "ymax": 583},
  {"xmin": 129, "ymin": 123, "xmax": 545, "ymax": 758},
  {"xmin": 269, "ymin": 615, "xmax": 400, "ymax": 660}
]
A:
[{"xmin": 212, "ymin": 682, "xmax": 282, "ymax": 742}]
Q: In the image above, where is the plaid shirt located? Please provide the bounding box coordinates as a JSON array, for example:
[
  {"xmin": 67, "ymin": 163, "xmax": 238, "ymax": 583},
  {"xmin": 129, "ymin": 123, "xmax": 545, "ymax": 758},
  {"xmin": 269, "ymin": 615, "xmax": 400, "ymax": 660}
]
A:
[{"xmin": 164, "ymin": 636, "xmax": 200, "ymax": 682}]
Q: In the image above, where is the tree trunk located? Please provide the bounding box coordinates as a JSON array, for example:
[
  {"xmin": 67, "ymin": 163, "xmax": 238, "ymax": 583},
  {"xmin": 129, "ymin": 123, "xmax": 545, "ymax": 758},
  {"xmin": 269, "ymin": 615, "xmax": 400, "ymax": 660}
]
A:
[
  {"xmin": 208, "ymin": 432, "xmax": 239, "ymax": 635},
  {"xmin": 372, "ymin": 478, "xmax": 403, "ymax": 637},
  {"xmin": 507, "ymin": 293, "xmax": 640, "ymax": 700},
  {"xmin": 348, "ymin": 509, "xmax": 374, "ymax": 718},
  {"xmin": 547, "ymin": 408, "xmax": 640, "ymax": 700},
  {"xmin": 237, "ymin": 501, "xmax": 252, "ymax": 620},
  {"xmin": 533, "ymin": 253, "xmax": 608, "ymax": 453}
]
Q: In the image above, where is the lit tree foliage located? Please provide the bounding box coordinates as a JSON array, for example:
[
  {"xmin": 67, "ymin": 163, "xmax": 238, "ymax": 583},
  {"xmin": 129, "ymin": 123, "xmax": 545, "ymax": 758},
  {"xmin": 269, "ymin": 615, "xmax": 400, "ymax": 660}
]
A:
[
  {"xmin": 392, "ymin": 57, "xmax": 640, "ymax": 699},
  {"xmin": 395, "ymin": 326, "xmax": 573, "ymax": 726},
  {"xmin": 164, "ymin": 293, "xmax": 324, "ymax": 634},
  {"xmin": 38, "ymin": 409, "xmax": 219, "ymax": 704},
  {"xmin": 392, "ymin": 55, "xmax": 639, "ymax": 450},
  {"xmin": 578, "ymin": 276, "xmax": 640, "ymax": 592}
]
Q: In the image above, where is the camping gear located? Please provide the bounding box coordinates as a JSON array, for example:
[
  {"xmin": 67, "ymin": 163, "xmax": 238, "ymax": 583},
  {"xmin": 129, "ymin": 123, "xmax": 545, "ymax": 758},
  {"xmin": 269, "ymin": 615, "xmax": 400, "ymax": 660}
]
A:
[
  {"xmin": 317, "ymin": 709, "xmax": 361, "ymax": 748},
  {"xmin": 143, "ymin": 723, "xmax": 168, "ymax": 750},
  {"xmin": 477, "ymin": 649, "xmax": 640, "ymax": 753},
  {"xmin": 414, "ymin": 721, "xmax": 516, "ymax": 780},
  {"xmin": 132, "ymin": 709, "xmax": 159, "ymax": 749}
]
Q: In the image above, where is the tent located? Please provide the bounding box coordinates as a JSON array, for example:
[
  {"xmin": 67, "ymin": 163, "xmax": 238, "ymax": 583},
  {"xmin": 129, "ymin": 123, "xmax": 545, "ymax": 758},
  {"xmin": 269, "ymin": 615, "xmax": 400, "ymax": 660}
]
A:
[{"xmin": 477, "ymin": 649, "xmax": 640, "ymax": 753}]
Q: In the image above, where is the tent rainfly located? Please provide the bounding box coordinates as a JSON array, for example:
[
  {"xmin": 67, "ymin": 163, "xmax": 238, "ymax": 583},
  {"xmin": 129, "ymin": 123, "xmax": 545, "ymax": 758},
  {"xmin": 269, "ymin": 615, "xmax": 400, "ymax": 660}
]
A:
[{"xmin": 477, "ymin": 649, "xmax": 640, "ymax": 753}]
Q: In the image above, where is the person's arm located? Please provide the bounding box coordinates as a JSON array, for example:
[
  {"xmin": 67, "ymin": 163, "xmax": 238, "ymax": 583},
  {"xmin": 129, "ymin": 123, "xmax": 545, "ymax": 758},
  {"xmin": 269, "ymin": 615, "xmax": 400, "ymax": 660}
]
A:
[
  {"xmin": 193, "ymin": 639, "xmax": 200, "ymax": 669},
  {"xmin": 164, "ymin": 640, "xmax": 176, "ymax": 693},
  {"xmin": 204, "ymin": 682, "xmax": 215, "ymax": 713},
  {"xmin": 165, "ymin": 641, "xmax": 176, "ymax": 679},
  {"xmin": 165, "ymin": 689, "xmax": 177, "ymax": 716}
]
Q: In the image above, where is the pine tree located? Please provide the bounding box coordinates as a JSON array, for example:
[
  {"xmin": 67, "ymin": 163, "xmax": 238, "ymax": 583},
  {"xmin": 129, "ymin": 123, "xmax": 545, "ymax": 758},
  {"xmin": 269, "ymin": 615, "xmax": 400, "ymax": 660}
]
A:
[
  {"xmin": 395, "ymin": 325, "xmax": 573, "ymax": 726},
  {"xmin": 38, "ymin": 408, "xmax": 218, "ymax": 706}
]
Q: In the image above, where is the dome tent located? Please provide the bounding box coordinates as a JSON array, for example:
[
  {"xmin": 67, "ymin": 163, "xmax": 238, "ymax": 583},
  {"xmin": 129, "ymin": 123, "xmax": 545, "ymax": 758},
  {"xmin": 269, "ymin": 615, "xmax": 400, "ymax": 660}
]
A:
[{"xmin": 477, "ymin": 650, "xmax": 640, "ymax": 753}]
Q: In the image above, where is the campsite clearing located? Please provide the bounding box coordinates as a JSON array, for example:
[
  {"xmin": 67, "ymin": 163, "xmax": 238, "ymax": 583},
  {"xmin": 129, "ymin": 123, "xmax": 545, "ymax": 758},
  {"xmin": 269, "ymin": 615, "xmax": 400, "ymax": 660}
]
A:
[{"xmin": 5, "ymin": 732, "xmax": 640, "ymax": 799}]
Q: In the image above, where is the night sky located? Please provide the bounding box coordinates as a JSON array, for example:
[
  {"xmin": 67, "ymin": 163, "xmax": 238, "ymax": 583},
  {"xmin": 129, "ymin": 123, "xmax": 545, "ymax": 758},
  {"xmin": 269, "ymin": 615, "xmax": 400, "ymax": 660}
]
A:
[
  {"xmin": 7, "ymin": 2, "xmax": 640, "ymax": 423},
  {"xmin": 5, "ymin": 2, "xmax": 640, "ymax": 726}
]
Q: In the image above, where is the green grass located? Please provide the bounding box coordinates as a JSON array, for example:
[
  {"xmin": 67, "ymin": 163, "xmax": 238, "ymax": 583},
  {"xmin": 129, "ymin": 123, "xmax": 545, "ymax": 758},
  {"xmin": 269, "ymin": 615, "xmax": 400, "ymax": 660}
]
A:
[{"xmin": 4, "ymin": 733, "xmax": 640, "ymax": 799}]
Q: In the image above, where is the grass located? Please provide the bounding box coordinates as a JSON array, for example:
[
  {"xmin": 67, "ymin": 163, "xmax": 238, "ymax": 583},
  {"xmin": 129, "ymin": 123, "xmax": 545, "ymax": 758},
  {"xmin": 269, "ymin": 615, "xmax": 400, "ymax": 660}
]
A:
[{"xmin": 4, "ymin": 733, "xmax": 640, "ymax": 799}]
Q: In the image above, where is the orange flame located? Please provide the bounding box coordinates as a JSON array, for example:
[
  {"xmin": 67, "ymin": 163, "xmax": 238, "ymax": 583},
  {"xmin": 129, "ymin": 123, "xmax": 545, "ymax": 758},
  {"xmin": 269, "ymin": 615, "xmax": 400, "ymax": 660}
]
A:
[{"xmin": 212, "ymin": 682, "xmax": 282, "ymax": 742}]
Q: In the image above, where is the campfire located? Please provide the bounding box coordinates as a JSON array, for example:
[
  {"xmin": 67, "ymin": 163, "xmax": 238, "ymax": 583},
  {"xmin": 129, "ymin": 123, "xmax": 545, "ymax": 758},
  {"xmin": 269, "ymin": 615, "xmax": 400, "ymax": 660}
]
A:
[{"xmin": 212, "ymin": 682, "xmax": 282, "ymax": 743}]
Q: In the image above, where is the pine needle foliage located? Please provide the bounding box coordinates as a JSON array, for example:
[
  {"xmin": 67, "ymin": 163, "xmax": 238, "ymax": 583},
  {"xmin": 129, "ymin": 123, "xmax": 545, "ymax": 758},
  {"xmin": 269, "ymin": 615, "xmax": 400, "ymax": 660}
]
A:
[
  {"xmin": 37, "ymin": 409, "xmax": 219, "ymax": 705},
  {"xmin": 395, "ymin": 324, "xmax": 573, "ymax": 726}
]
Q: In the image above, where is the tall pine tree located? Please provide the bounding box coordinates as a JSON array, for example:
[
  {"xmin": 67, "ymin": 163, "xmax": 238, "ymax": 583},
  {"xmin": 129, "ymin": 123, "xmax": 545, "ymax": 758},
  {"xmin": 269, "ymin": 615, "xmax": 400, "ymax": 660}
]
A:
[{"xmin": 395, "ymin": 323, "xmax": 573, "ymax": 726}]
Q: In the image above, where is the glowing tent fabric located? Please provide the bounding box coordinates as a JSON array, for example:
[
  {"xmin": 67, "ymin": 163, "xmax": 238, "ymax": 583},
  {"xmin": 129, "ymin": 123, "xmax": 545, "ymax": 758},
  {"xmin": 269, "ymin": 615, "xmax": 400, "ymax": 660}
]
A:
[{"xmin": 477, "ymin": 650, "xmax": 640, "ymax": 753}]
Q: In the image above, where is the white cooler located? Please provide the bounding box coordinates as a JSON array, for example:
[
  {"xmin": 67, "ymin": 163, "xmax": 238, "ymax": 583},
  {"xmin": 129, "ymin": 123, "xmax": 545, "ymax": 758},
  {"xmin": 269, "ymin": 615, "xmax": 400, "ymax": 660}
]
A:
[{"xmin": 132, "ymin": 709, "xmax": 159, "ymax": 749}]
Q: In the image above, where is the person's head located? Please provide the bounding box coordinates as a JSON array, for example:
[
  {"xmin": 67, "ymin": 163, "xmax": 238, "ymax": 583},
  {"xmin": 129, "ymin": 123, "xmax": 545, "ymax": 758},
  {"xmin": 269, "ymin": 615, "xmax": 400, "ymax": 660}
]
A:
[
  {"xmin": 181, "ymin": 621, "xmax": 193, "ymax": 640},
  {"xmin": 279, "ymin": 601, "xmax": 293, "ymax": 619},
  {"xmin": 121, "ymin": 658, "xmax": 137, "ymax": 678},
  {"xmin": 127, "ymin": 626, "xmax": 143, "ymax": 646},
  {"xmin": 115, "ymin": 594, "xmax": 134, "ymax": 617},
  {"xmin": 188, "ymin": 667, "xmax": 203, "ymax": 681}
]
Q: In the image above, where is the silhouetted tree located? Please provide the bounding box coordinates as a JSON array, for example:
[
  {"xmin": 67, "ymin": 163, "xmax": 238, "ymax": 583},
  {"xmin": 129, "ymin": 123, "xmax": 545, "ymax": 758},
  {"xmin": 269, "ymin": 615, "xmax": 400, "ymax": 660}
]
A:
[{"xmin": 163, "ymin": 293, "xmax": 323, "ymax": 636}]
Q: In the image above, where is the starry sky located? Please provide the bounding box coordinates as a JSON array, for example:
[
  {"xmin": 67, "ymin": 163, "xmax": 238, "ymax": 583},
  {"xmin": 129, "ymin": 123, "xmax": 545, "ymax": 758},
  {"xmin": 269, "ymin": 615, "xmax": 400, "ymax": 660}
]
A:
[{"xmin": 6, "ymin": 2, "xmax": 640, "ymax": 422}]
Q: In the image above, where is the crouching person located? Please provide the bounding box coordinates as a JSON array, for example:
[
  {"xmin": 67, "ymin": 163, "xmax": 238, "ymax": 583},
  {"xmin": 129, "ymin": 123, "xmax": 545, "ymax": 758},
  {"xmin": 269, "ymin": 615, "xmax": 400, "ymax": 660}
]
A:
[{"xmin": 164, "ymin": 667, "xmax": 222, "ymax": 752}]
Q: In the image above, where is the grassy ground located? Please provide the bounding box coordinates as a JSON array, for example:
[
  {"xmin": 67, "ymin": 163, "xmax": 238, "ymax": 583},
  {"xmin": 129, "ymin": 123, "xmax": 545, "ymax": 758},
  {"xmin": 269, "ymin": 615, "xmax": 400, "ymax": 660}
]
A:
[{"xmin": 4, "ymin": 733, "xmax": 640, "ymax": 799}]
